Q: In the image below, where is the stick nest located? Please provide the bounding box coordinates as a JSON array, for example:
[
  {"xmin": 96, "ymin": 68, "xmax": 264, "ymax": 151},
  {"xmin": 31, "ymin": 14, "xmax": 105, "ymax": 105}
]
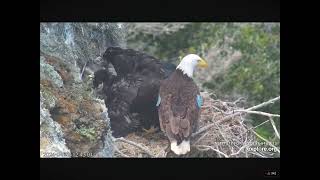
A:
[{"xmin": 114, "ymin": 92, "xmax": 280, "ymax": 158}]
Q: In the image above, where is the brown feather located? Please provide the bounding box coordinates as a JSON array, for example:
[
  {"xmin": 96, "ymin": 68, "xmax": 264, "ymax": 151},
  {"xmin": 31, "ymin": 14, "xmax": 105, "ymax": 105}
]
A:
[{"xmin": 158, "ymin": 69, "xmax": 200, "ymax": 144}]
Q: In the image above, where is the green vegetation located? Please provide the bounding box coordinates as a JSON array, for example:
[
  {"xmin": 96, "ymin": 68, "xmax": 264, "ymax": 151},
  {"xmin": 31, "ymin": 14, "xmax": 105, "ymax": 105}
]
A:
[{"xmin": 76, "ymin": 127, "xmax": 97, "ymax": 141}]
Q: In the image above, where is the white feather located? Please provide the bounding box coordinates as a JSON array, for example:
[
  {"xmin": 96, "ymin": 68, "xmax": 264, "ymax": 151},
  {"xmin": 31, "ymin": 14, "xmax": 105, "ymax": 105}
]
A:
[
  {"xmin": 176, "ymin": 54, "xmax": 201, "ymax": 78},
  {"xmin": 170, "ymin": 140, "xmax": 191, "ymax": 155}
]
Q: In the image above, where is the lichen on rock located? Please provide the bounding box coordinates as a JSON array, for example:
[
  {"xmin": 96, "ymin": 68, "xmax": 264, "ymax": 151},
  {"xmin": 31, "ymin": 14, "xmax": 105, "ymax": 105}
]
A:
[
  {"xmin": 40, "ymin": 93, "xmax": 71, "ymax": 158},
  {"xmin": 40, "ymin": 87, "xmax": 57, "ymax": 110},
  {"xmin": 93, "ymin": 99, "xmax": 115, "ymax": 157},
  {"xmin": 40, "ymin": 56, "xmax": 64, "ymax": 88},
  {"xmin": 40, "ymin": 23, "xmax": 125, "ymax": 158},
  {"xmin": 40, "ymin": 75, "xmax": 115, "ymax": 157}
]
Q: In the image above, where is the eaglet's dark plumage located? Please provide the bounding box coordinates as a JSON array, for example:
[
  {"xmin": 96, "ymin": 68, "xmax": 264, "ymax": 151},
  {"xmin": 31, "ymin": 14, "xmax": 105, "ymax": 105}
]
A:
[{"xmin": 93, "ymin": 47, "xmax": 176, "ymax": 137}]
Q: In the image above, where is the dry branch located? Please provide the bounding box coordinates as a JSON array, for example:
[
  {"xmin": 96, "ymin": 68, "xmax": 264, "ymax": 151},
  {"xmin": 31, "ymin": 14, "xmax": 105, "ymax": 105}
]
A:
[
  {"xmin": 269, "ymin": 117, "xmax": 280, "ymax": 139},
  {"xmin": 113, "ymin": 143, "xmax": 130, "ymax": 158},
  {"xmin": 229, "ymin": 144, "xmax": 249, "ymax": 157},
  {"xmin": 196, "ymin": 145, "xmax": 229, "ymax": 157},
  {"xmin": 193, "ymin": 131, "xmax": 210, "ymax": 145},
  {"xmin": 234, "ymin": 110, "xmax": 280, "ymax": 117},
  {"xmin": 192, "ymin": 96, "xmax": 280, "ymax": 138},
  {"xmin": 239, "ymin": 119, "xmax": 270, "ymax": 137},
  {"xmin": 246, "ymin": 96, "xmax": 280, "ymax": 111},
  {"xmin": 80, "ymin": 60, "xmax": 88, "ymax": 80},
  {"xmin": 114, "ymin": 137, "xmax": 155, "ymax": 158},
  {"xmin": 250, "ymin": 130, "xmax": 280, "ymax": 153}
]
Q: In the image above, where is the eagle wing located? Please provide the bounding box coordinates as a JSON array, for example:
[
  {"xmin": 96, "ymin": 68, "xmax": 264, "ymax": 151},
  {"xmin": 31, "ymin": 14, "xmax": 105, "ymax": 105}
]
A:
[
  {"xmin": 158, "ymin": 77, "xmax": 200, "ymax": 143},
  {"xmin": 106, "ymin": 75, "xmax": 141, "ymax": 137},
  {"xmin": 105, "ymin": 72, "xmax": 162, "ymax": 137}
]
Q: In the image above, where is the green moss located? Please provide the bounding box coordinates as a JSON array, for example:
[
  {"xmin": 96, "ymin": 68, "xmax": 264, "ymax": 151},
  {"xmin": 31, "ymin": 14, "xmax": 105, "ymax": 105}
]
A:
[{"xmin": 76, "ymin": 127, "xmax": 97, "ymax": 141}]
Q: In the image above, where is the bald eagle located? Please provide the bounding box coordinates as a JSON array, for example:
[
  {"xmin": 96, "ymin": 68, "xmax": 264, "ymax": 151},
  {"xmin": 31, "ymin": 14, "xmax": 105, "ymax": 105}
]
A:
[
  {"xmin": 93, "ymin": 47, "xmax": 176, "ymax": 137},
  {"xmin": 157, "ymin": 54, "xmax": 208, "ymax": 155}
]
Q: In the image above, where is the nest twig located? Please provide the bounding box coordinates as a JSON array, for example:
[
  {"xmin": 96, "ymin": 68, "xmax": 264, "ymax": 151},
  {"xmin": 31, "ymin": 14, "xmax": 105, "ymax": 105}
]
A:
[{"xmin": 113, "ymin": 94, "xmax": 280, "ymax": 158}]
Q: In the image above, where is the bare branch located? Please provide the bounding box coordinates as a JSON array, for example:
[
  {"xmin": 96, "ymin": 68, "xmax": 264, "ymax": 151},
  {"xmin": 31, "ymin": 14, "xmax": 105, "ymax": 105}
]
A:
[
  {"xmin": 193, "ymin": 131, "xmax": 210, "ymax": 145},
  {"xmin": 248, "ymin": 151, "xmax": 267, "ymax": 158},
  {"xmin": 250, "ymin": 130, "xmax": 280, "ymax": 153},
  {"xmin": 212, "ymin": 106, "xmax": 230, "ymax": 115},
  {"xmin": 196, "ymin": 145, "xmax": 229, "ymax": 157},
  {"xmin": 229, "ymin": 144, "xmax": 248, "ymax": 157},
  {"xmin": 215, "ymin": 123, "xmax": 233, "ymax": 153},
  {"xmin": 155, "ymin": 149, "xmax": 166, "ymax": 158},
  {"xmin": 113, "ymin": 144, "xmax": 130, "ymax": 158},
  {"xmin": 246, "ymin": 96, "xmax": 280, "ymax": 111},
  {"xmin": 215, "ymin": 97, "xmax": 244, "ymax": 106},
  {"xmin": 239, "ymin": 119, "xmax": 270, "ymax": 136},
  {"xmin": 192, "ymin": 96, "xmax": 280, "ymax": 138},
  {"xmin": 114, "ymin": 137, "xmax": 155, "ymax": 158},
  {"xmin": 233, "ymin": 97, "xmax": 245, "ymax": 104},
  {"xmin": 269, "ymin": 117, "xmax": 280, "ymax": 139},
  {"xmin": 234, "ymin": 109, "xmax": 280, "ymax": 118},
  {"xmin": 80, "ymin": 60, "xmax": 88, "ymax": 80},
  {"xmin": 192, "ymin": 112, "xmax": 239, "ymax": 137}
]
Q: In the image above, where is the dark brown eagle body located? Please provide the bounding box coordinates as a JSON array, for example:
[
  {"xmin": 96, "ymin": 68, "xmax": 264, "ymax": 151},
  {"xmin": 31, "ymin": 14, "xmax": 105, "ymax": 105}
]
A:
[
  {"xmin": 93, "ymin": 47, "xmax": 176, "ymax": 137},
  {"xmin": 158, "ymin": 69, "xmax": 200, "ymax": 146}
]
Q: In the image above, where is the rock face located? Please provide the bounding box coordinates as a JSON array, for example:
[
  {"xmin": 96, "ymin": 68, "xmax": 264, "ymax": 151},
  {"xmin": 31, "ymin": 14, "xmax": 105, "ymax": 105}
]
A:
[
  {"xmin": 40, "ymin": 91, "xmax": 71, "ymax": 158},
  {"xmin": 40, "ymin": 23, "xmax": 124, "ymax": 157}
]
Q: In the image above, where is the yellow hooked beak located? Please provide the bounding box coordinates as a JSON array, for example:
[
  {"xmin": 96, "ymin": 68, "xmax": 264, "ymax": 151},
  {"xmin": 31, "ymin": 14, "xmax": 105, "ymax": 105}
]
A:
[{"xmin": 197, "ymin": 58, "xmax": 208, "ymax": 68}]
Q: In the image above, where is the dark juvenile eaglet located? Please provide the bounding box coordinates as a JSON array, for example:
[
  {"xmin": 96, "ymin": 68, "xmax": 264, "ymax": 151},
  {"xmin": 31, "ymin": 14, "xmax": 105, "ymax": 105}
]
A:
[{"xmin": 93, "ymin": 47, "xmax": 176, "ymax": 137}]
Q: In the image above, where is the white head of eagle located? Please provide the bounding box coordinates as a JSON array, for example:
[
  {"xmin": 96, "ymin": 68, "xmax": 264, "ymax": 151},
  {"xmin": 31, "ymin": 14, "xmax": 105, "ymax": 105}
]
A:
[
  {"xmin": 176, "ymin": 54, "xmax": 208, "ymax": 78},
  {"xmin": 157, "ymin": 54, "xmax": 208, "ymax": 155}
]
